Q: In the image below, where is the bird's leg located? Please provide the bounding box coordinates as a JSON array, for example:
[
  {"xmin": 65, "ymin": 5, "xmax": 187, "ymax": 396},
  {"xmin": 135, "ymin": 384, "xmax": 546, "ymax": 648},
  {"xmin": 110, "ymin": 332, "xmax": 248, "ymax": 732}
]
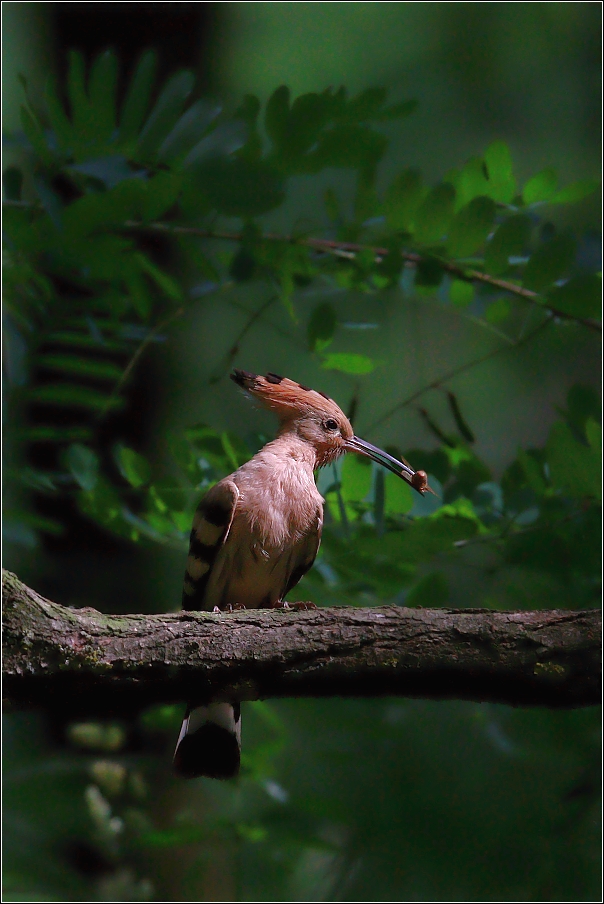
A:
[{"xmin": 213, "ymin": 603, "xmax": 247, "ymax": 613}]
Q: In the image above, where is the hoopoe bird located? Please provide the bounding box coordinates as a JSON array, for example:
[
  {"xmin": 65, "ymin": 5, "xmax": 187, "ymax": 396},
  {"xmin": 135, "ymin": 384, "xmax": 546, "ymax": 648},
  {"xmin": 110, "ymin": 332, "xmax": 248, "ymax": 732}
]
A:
[{"xmin": 173, "ymin": 369, "xmax": 434, "ymax": 779}]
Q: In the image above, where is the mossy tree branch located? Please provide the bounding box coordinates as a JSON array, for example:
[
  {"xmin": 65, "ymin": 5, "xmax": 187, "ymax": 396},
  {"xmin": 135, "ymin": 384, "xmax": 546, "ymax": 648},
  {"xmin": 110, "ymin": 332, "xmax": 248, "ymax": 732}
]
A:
[{"xmin": 2, "ymin": 570, "xmax": 600, "ymax": 716}]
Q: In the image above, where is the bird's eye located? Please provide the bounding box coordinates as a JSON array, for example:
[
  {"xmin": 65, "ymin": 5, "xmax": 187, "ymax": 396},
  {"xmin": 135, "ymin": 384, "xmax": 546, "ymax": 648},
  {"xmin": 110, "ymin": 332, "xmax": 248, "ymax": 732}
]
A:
[{"xmin": 323, "ymin": 418, "xmax": 339, "ymax": 432}]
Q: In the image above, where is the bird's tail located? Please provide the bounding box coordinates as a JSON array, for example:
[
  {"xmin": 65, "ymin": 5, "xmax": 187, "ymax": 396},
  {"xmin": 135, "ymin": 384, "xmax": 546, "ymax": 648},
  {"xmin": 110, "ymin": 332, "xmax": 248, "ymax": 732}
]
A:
[{"xmin": 173, "ymin": 702, "xmax": 241, "ymax": 779}]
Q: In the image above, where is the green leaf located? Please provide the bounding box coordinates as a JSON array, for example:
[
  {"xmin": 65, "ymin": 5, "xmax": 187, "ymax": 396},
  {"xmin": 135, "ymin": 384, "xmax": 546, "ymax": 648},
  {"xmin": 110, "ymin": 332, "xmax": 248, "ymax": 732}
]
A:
[
  {"xmin": 413, "ymin": 183, "xmax": 456, "ymax": 245},
  {"xmin": 345, "ymin": 87, "xmax": 387, "ymax": 120},
  {"xmin": 448, "ymin": 157, "xmax": 490, "ymax": 210},
  {"xmin": 445, "ymin": 448, "xmax": 491, "ymax": 498},
  {"xmin": 28, "ymin": 384, "xmax": 123, "ymax": 411},
  {"xmin": 522, "ymin": 168, "xmax": 557, "ymax": 204},
  {"xmin": 265, "ymin": 85, "xmax": 290, "ymax": 154},
  {"xmin": 141, "ymin": 171, "xmax": 183, "ymax": 221},
  {"xmin": 558, "ymin": 384, "xmax": 601, "ymax": 442},
  {"xmin": 415, "ymin": 257, "xmax": 444, "ymax": 288},
  {"xmin": 546, "ymin": 274, "xmax": 601, "ymax": 319},
  {"xmin": 484, "ymin": 214, "xmax": 532, "ymax": 275},
  {"xmin": 549, "ymin": 179, "xmax": 599, "ymax": 204},
  {"xmin": 523, "ymin": 234, "xmax": 576, "ymax": 293},
  {"xmin": 308, "ymin": 303, "xmax": 337, "ymax": 352},
  {"xmin": 320, "ymin": 353, "xmax": 376, "ymax": 375},
  {"xmin": 585, "ymin": 418, "xmax": 601, "ymax": 455},
  {"xmin": 126, "ymin": 270, "xmax": 152, "ymax": 320},
  {"xmin": 115, "ymin": 445, "xmax": 151, "ymax": 488},
  {"xmin": 66, "ymin": 443, "xmax": 99, "ymax": 492},
  {"xmin": 236, "ymin": 93, "xmax": 261, "ymax": 130},
  {"xmin": 547, "ymin": 421, "xmax": 600, "ymax": 501},
  {"xmin": 20, "ymin": 106, "xmax": 52, "ymax": 165},
  {"xmin": 516, "ymin": 448, "xmax": 547, "ymax": 495},
  {"xmin": 36, "ymin": 354, "xmax": 122, "ymax": 381},
  {"xmin": 383, "ymin": 168, "xmax": 425, "ymax": 232},
  {"xmin": 136, "ymin": 70, "xmax": 195, "ymax": 161},
  {"xmin": 311, "ymin": 125, "xmax": 387, "ymax": 172},
  {"xmin": 384, "ymin": 472, "xmax": 414, "ymax": 515},
  {"xmin": 484, "ymin": 140, "xmax": 516, "ymax": 203},
  {"xmin": 78, "ymin": 477, "xmax": 128, "ymax": 533},
  {"xmin": 135, "ymin": 253, "xmax": 182, "ymax": 301},
  {"xmin": 340, "ymin": 455, "xmax": 372, "ymax": 505},
  {"xmin": 62, "ymin": 179, "xmax": 145, "ymax": 236},
  {"xmin": 44, "ymin": 77, "xmax": 72, "ymax": 150},
  {"xmin": 67, "ymin": 50, "xmax": 88, "ymax": 131},
  {"xmin": 282, "ymin": 91, "xmax": 336, "ymax": 166},
  {"xmin": 354, "ymin": 172, "xmax": 380, "ymax": 224},
  {"xmin": 88, "ymin": 50, "xmax": 118, "ymax": 144},
  {"xmin": 157, "ymin": 100, "xmax": 221, "ymax": 164},
  {"xmin": 484, "ymin": 297, "xmax": 511, "ymax": 324},
  {"xmin": 119, "ymin": 50, "xmax": 157, "ymax": 146},
  {"xmin": 192, "ymin": 155, "xmax": 285, "ymax": 217},
  {"xmin": 449, "ymin": 279, "xmax": 474, "ymax": 307},
  {"xmin": 66, "ymin": 154, "xmax": 137, "ymax": 189},
  {"xmin": 447, "ymin": 196, "xmax": 496, "ymax": 257},
  {"xmin": 13, "ymin": 467, "xmax": 58, "ymax": 493}
]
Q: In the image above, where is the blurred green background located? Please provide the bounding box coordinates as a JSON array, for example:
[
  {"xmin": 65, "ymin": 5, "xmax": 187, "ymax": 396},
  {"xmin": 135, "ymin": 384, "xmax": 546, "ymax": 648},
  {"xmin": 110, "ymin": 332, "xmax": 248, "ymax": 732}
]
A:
[{"xmin": 3, "ymin": 2, "xmax": 601, "ymax": 901}]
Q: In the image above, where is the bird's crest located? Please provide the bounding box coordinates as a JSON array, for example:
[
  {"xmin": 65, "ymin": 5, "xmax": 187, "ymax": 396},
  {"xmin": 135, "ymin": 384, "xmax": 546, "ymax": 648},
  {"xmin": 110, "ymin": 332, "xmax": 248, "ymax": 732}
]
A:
[{"xmin": 230, "ymin": 369, "xmax": 347, "ymax": 423}]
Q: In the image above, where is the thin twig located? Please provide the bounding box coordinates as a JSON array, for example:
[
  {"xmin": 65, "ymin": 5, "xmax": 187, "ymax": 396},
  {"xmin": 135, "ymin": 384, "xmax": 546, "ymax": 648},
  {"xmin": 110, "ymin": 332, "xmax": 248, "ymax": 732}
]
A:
[
  {"xmin": 99, "ymin": 306, "xmax": 185, "ymax": 419},
  {"xmin": 208, "ymin": 295, "xmax": 278, "ymax": 384},
  {"xmin": 362, "ymin": 314, "xmax": 553, "ymax": 435}
]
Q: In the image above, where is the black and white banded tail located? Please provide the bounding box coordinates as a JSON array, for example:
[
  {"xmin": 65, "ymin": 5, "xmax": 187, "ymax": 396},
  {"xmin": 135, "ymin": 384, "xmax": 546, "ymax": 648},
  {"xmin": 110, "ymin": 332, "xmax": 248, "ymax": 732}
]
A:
[{"xmin": 173, "ymin": 703, "xmax": 241, "ymax": 779}]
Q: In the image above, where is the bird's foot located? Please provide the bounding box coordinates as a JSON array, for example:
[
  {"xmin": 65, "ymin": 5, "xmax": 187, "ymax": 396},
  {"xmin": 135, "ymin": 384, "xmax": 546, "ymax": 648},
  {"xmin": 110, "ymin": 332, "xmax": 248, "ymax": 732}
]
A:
[
  {"xmin": 271, "ymin": 599, "xmax": 317, "ymax": 610},
  {"xmin": 213, "ymin": 603, "xmax": 247, "ymax": 613}
]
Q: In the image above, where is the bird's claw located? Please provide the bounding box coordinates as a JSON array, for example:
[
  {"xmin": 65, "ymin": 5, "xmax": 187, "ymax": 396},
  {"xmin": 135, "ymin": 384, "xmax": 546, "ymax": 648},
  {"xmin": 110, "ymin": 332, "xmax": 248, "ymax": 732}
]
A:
[{"xmin": 271, "ymin": 599, "xmax": 316, "ymax": 610}]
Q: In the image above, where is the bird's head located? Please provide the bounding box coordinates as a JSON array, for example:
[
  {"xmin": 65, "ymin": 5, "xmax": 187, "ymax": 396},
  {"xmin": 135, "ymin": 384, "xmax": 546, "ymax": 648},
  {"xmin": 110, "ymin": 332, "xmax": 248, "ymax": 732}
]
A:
[{"xmin": 230, "ymin": 369, "xmax": 435, "ymax": 494}]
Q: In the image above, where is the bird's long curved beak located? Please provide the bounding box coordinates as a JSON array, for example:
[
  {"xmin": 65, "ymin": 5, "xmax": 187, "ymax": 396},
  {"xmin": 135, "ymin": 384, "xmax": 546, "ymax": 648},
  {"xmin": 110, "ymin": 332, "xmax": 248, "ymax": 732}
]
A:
[
  {"xmin": 345, "ymin": 436, "xmax": 437, "ymax": 496},
  {"xmin": 345, "ymin": 436, "xmax": 415, "ymax": 479}
]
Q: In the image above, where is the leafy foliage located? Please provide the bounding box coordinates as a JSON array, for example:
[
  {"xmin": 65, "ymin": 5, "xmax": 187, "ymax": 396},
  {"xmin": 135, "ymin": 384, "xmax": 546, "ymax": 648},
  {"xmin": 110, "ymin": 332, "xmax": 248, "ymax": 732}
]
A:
[{"xmin": 3, "ymin": 48, "xmax": 600, "ymax": 903}]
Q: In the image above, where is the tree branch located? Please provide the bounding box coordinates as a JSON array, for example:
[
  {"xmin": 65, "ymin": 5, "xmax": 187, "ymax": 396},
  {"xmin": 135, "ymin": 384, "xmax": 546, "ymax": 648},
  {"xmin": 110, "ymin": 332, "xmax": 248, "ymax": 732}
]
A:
[
  {"xmin": 127, "ymin": 222, "xmax": 601, "ymax": 334},
  {"xmin": 4, "ymin": 203, "xmax": 599, "ymax": 331},
  {"xmin": 3, "ymin": 571, "xmax": 600, "ymax": 716}
]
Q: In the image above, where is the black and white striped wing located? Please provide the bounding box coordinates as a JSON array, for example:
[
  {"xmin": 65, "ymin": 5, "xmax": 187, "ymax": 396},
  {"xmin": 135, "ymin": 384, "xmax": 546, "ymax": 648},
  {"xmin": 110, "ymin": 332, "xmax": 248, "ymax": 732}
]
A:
[{"xmin": 181, "ymin": 480, "xmax": 239, "ymax": 611}]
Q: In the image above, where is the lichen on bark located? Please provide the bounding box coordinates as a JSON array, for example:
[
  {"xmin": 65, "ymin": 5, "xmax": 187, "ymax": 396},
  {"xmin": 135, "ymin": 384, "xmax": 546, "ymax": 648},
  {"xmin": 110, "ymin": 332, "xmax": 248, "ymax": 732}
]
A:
[{"xmin": 2, "ymin": 569, "xmax": 600, "ymax": 715}]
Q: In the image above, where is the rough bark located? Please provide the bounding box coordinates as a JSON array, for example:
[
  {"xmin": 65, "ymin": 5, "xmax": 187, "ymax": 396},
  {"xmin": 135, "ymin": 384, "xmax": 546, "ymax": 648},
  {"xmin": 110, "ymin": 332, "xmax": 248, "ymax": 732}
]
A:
[{"xmin": 2, "ymin": 569, "xmax": 600, "ymax": 715}]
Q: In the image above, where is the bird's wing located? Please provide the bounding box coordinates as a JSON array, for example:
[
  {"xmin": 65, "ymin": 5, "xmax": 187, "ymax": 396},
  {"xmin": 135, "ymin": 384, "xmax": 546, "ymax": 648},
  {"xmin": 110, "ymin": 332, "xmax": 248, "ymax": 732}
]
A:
[
  {"xmin": 181, "ymin": 479, "xmax": 239, "ymax": 611},
  {"xmin": 281, "ymin": 506, "xmax": 323, "ymax": 601}
]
